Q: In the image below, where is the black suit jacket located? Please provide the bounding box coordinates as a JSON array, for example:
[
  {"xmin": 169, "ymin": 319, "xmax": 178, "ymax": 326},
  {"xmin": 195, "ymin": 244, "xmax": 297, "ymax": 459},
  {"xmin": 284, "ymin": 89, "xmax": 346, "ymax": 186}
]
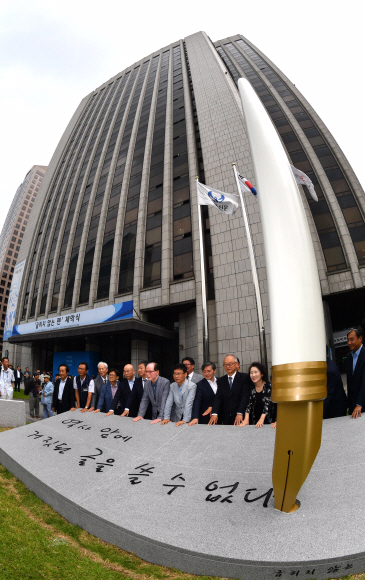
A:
[
  {"xmin": 346, "ymin": 346, "xmax": 365, "ymax": 413},
  {"xmin": 52, "ymin": 377, "xmax": 75, "ymax": 413},
  {"xmin": 212, "ymin": 372, "xmax": 250, "ymax": 425},
  {"xmin": 324, "ymin": 357, "xmax": 347, "ymax": 419},
  {"xmin": 192, "ymin": 378, "xmax": 216, "ymax": 424},
  {"xmin": 110, "ymin": 377, "xmax": 141, "ymax": 417}
]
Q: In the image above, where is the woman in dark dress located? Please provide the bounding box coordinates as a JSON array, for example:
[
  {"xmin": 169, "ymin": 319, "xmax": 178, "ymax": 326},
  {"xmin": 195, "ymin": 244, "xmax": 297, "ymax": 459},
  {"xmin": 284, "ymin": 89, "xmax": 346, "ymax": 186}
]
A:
[{"xmin": 240, "ymin": 362, "xmax": 276, "ymax": 428}]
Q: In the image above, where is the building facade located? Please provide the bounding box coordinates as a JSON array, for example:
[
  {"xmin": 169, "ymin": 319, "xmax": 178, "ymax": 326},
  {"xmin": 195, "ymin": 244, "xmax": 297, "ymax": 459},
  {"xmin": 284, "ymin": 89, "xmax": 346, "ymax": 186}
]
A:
[
  {"xmin": 0, "ymin": 165, "xmax": 47, "ymax": 354},
  {"xmin": 5, "ymin": 32, "xmax": 365, "ymax": 376}
]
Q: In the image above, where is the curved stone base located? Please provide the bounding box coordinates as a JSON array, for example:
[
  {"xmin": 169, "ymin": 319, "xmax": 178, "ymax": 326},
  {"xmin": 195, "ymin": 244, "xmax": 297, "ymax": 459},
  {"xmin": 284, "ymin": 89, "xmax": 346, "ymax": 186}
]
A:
[{"xmin": 0, "ymin": 412, "xmax": 364, "ymax": 579}]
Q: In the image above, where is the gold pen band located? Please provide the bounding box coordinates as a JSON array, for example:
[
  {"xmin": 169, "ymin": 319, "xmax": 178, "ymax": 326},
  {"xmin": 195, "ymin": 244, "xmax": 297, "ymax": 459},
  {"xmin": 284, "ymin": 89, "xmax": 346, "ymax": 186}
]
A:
[{"xmin": 272, "ymin": 361, "xmax": 327, "ymax": 403}]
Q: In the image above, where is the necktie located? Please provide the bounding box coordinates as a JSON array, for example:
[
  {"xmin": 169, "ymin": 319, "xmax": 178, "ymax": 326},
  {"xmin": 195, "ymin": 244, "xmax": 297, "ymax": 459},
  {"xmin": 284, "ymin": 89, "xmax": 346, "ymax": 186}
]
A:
[
  {"xmin": 229, "ymin": 376, "xmax": 233, "ymax": 390},
  {"xmin": 104, "ymin": 379, "xmax": 107, "ymax": 384},
  {"xmin": 152, "ymin": 382, "xmax": 157, "ymax": 400},
  {"xmin": 143, "ymin": 379, "xmax": 146, "ymax": 389}
]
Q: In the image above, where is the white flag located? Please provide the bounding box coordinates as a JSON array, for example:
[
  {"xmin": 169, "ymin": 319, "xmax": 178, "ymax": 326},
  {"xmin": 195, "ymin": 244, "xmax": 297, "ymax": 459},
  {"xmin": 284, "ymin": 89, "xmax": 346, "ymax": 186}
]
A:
[
  {"xmin": 197, "ymin": 181, "xmax": 239, "ymax": 215},
  {"xmin": 290, "ymin": 165, "xmax": 318, "ymax": 202}
]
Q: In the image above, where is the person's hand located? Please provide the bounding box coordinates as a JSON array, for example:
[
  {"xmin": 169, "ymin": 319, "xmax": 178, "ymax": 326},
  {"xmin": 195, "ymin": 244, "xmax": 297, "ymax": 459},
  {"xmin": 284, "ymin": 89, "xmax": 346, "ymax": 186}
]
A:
[
  {"xmin": 133, "ymin": 416, "xmax": 143, "ymax": 422},
  {"xmin": 105, "ymin": 411, "xmax": 114, "ymax": 417},
  {"xmin": 189, "ymin": 418, "xmax": 198, "ymax": 426},
  {"xmin": 80, "ymin": 407, "xmax": 89, "ymax": 413},
  {"xmin": 351, "ymin": 405, "xmax": 362, "ymax": 419},
  {"xmin": 234, "ymin": 414, "xmax": 243, "ymax": 426},
  {"xmin": 70, "ymin": 407, "xmax": 76, "ymax": 412},
  {"xmin": 52, "ymin": 407, "xmax": 55, "ymax": 413},
  {"xmin": 255, "ymin": 418, "xmax": 265, "ymax": 428},
  {"xmin": 86, "ymin": 407, "xmax": 94, "ymax": 412},
  {"xmin": 202, "ymin": 406, "xmax": 212, "ymax": 417},
  {"xmin": 121, "ymin": 410, "xmax": 129, "ymax": 417},
  {"xmin": 208, "ymin": 415, "xmax": 218, "ymax": 425},
  {"xmin": 175, "ymin": 421, "xmax": 186, "ymax": 427},
  {"xmin": 151, "ymin": 418, "xmax": 161, "ymax": 424},
  {"xmin": 271, "ymin": 422, "xmax": 277, "ymax": 429},
  {"xmin": 93, "ymin": 409, "xmax": 100, "ymax": 413},
  {"xmin": 240, "ymin": 420, "xmax": 249, "ymax": 428},
  {"xmin": 160, "ymin": 419, "xmax": 171, "ymax": 425}
]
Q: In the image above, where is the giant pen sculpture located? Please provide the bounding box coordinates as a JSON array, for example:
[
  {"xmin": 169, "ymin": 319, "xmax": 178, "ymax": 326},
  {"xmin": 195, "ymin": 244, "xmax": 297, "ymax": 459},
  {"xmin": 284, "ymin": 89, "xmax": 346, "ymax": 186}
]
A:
[{"xmin": 238, "ymin": 78, "xmax": 327, "ymax": 513}]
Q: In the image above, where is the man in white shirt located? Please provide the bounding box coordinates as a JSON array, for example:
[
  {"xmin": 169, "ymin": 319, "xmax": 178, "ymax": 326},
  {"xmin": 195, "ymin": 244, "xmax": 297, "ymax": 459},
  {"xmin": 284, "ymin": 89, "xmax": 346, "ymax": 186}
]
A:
[
  {"xmin": 52, "ymin": 364, "xmax": 76, "ymax": 414},
  {"xmin": 0, "ymin": 357, "xmax": 15, "ymax": 399},
  {"xmin": 72, "ymin": 362, "xmax": 95, "ymax": 410},
  {"xmin": 182, "ymin": 357, "xmax": 203, "ymax": 385},
  {"xmin": 189, "ymin": 362, "xmax": 218, "ymax": 425}
]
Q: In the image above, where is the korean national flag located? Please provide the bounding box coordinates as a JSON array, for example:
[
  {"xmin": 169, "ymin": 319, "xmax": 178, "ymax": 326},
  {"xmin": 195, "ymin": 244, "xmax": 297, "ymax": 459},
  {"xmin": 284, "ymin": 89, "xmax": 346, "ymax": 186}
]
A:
[{"xmin": 197, "ymin": 182, "xmax": 239, "ymax": 215}]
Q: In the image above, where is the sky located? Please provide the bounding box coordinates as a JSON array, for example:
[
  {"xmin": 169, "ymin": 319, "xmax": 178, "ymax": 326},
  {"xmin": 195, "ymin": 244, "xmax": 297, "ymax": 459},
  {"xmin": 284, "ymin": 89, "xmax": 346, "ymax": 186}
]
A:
[{"xmin": 0, "ymin": 0, "xmax": 363, "ymax": 234}]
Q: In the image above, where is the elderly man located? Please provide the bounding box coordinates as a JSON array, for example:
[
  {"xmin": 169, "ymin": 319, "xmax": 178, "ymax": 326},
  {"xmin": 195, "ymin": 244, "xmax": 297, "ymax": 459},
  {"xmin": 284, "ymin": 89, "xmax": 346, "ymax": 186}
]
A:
[
  {"xmin": 83, "ymin": 362, "xmax": 108, "ymax": 413},
  {"xmin": 0, "ymin": 357, "xmax": 15, "ymax": 398},
  {"xmin": 94, "ymin": 369, "xmax": 123, "ymax": 414},
  {"xmin": 182, "ymin": 357, "xmax": 203, "ymax": 385},
  {"xmin": 209, "ymin": 354, "xmax": 250, "ymax": 426},
  {"xmin": 161, "ymin": 364, "xmax": 197, "ymax": 427},
  {"xmin": 133, "ymin": 362, "xmax": 170, "ymax": 424},
  {"xmin": 105, "ymin": 364, "xmax": 142, "ymax": 417},
  {"xmin": 28, "ymin": 373, "xmax": 41, "ymax": 419},
  {"xmin": 189, "ymin": 362, "xmax": 218, "ymax": 425},
  {"xmin": 346, "ymin": 327, "xmax": 365, "ymax": 419}
]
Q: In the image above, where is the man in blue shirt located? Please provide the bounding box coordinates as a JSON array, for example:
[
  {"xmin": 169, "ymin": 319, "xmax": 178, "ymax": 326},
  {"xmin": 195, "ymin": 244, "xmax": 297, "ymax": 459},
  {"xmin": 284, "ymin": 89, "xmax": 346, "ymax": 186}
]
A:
[{"xmin": 346, "ymin": 327, "xmax": 365, "ymax": 419}]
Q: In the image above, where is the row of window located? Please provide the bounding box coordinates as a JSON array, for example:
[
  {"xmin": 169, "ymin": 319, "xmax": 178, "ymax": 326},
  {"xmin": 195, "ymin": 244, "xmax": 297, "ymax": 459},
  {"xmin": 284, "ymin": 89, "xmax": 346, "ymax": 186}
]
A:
[
  {"xmin": 215, "ymin": 41, "xmax": 348, "ymax": 271},
  {"xmin": 220, "ymin": 38, "xmax": 365, "ymax": 270}
]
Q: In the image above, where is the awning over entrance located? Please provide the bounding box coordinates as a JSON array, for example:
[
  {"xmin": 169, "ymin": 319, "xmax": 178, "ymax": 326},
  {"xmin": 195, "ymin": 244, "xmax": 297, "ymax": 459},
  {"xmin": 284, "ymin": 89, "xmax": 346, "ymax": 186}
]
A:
[{"xmin": 8, "ymin": 318, "xmax": 175, "ymax": 344}]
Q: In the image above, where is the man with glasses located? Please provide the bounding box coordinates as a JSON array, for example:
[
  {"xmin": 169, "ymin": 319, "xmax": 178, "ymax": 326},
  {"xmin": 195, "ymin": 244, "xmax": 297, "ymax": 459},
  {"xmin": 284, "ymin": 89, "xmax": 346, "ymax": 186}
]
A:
[
  {"xmin": 133, "ymin": 362, "xmax": 170, "ymax": 424},
  {"xmin": 209, "ymin": 354, "xmax": 250, "ymax": 426},
  {"xmin": 161, "ymin": 364, "xmax": 197, "ymax": 427},
  {"xmin": 182, "ymin": 357, "xmax": 203, "ymax": 385}
]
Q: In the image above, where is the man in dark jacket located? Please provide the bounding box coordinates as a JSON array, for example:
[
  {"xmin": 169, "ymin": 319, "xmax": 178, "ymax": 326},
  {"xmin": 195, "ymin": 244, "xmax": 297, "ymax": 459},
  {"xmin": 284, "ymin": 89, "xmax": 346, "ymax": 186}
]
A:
[
  {"xmin": 28, "ymin": 373, "xmax": 41, "ymax": 419},
  {"xmin": 106, "ymin": 364, "xmax": 142, "ymax": 417},
  {"xmin": 209, "ymin": 354, "xmax": 250, "ymax": 426},
  {"xmin": 346, "ymin": 327, "xmax": 365, "ymax": 419},
  {"xmin": 324, "ymin": 357, "xmax": 347, "ymax": 419},
  {"xmin": 52, "ymin": 364, "xmax": 76, "ymax": 414},
  {"xmin": 189, "ymin": 362, "xmax": 218, "ymax": 425},
  {"xmin": 14, "ymin": 366, "xmax": 23, "ymax": 392}
]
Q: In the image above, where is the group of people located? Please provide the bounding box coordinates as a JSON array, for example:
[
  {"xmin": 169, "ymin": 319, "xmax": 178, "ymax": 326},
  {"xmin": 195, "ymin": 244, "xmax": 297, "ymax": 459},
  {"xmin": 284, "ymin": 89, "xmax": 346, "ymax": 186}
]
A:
[
  {"xmin": 46, "ymin": 355, "xmax": 277, "ymax": 428},
  {"xmin": 1, "ymin": 325, "xmax": 364, "ymax": 425}
]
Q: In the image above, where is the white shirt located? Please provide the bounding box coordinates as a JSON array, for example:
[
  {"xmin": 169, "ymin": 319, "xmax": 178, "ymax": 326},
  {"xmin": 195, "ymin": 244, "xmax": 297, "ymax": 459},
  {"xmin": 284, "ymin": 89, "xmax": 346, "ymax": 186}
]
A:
[
  {"xmin": 0, "ymin": 368, "xmax": 15, "ymax": 388},
  {"xmin": 58, "ymin": 379, "xmax": 67, "ymax": 400},
  {"xmin": 128, "ymin": 377, "xmax": 135, "ymax": 390},
  {"xmin": 73, "ymin": 376, "xmax": 95, "ymax": 393},
  {"xmin": 208, "ymin": 378, "xmax": 218, "ymax": 394},
  {"xmin": 16, "ymin": 370, "xmax": 21, "ymax": 378},
  {"xmin": 188, "ymin": 372, "xmax": 194, "ymax": 381}
]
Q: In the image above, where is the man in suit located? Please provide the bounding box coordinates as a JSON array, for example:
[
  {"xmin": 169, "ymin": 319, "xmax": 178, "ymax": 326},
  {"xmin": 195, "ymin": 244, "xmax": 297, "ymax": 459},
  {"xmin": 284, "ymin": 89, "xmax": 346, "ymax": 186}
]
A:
[
  {"xmin": 106, "ymin": 364, "xmax": 141, "ymax": 417},
  {"xmin": 14, "ymin": 366, "xmax": 23, "ymax": 392},
  {"xmin": 324, "ymin": 356, "xmax": 347, "ymax": 419},
  {"xmin": 94, "ymin": 368, "xmax": 123, "ymax": 414},
  {"xmin": 83, "ymin": 362, "xmax": 108, "ymax": 412},
  {"xmin": 182, "ymin": 357, "xmax": 203, "ymax": 385},
  {"xmin": 133, "ymin": 362, "xmax": 170, "ymax": 424},
  {"xmin": 161, "ymin": 364, "xmax": 197, "ymax": 426},
  {"xmin": 189, "ymin": 362, "xmax": 218, "ymax": 425},
  {"xmin": 209, "ymin": 354, "xmax": 250, "ymax": 426},
  {"xmin": 346, "ymin": 327, "xmax": 365, "ymax": 418},
  {"xmin": 52, "ymin": 364, "xmax": 76, "ymax": 414}
]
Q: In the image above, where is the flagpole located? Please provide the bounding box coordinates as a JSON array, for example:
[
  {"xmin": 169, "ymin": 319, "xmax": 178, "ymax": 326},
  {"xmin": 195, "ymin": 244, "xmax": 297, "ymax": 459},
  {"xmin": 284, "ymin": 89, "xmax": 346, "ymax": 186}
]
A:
[
  {"xmin": 196, "ymin": 177, "xmax": 209, "ymax": 363},
  {"xmin": 232, "ymin": 164, "xmax": 268, "ymax": 370}
]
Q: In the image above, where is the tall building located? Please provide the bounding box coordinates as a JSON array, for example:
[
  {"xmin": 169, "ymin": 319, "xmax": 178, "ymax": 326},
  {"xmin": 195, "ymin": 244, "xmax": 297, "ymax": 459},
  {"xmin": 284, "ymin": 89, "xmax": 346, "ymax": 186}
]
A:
[
  {"xmin": 0, "ymin": 165, "xmax": 47, "ymax": 354},
  {"xmin": 4, "ymin": 32, "xmax": 365, "ymax": 376}
]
